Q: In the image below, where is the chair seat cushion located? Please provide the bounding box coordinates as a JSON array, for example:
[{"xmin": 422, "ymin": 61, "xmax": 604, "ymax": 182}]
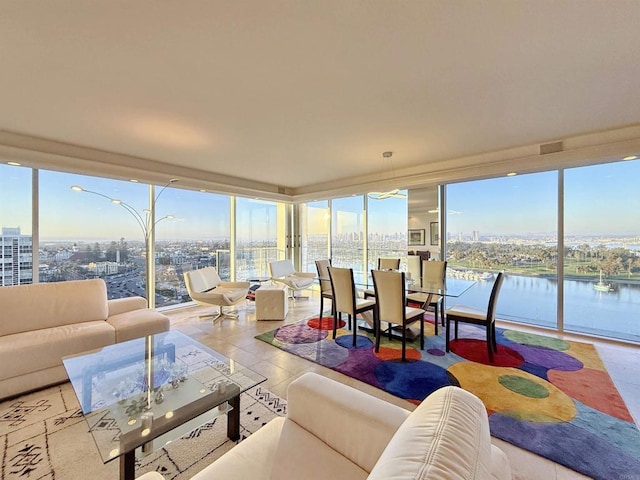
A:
[
  {"xmin": 284, "ymin": 275, "xmax": 314, "ymax": 289},
  {"xmin": 405, "ymin": 306, "xmax": 426, "ymax": 324},
  {"xmin": 355, "ymin": 298, "xmax": 375, "ymax": 310},
  {"xmin": 214, "ymin": 286, "xmax": 249, "ymax": 303},
  {"xmin": 446, "ymin": 304, "xmax": 486, "ymax": 320}
]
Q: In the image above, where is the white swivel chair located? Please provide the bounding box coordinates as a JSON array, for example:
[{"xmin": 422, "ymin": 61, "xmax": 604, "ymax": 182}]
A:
[
  {"xmin": 268, "ymin": 259, "xmax": 315, "ymax": 300},
  {"xmin": 183, "ymin": 267, "xmax": 250, "ymax": 320}
]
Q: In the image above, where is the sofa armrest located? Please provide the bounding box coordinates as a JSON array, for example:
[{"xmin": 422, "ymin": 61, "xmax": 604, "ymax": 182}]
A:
[
  {"xmin": 108, "ymin": 296, "xmax": 148, "ymax": 317},
  {"xmin": 285, "ymin": 372, "xmax": 410, "ymax": 473}
]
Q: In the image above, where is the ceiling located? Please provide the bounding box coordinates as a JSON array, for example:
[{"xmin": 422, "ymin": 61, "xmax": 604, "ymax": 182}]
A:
[{"xmin": 1, "ymin": 1, "xmax": 639, "ymax": 195}]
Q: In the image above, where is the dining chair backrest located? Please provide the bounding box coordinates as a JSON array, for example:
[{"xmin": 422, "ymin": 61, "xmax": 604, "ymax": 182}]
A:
[
  {"xmin": 422, "ymin": 260, "xmax": 447, "ymax": 284},
  {"xmin": 378, "ymin": 258, "xmax": 401, "ymax": 270},
  {"xmin": 487, "ymin": 272, "xmax": 505, "ymax": 322},
  {"xmin": 372, "ymin": 269, "xmax": 406, "ymax": 324},
  {"xmin": 315, "ymin": 259, "xmax": 332, "ymax": 294},
  {"xmin": 327, "ymin": 267, "xmax": 357, "ymax": 315}
]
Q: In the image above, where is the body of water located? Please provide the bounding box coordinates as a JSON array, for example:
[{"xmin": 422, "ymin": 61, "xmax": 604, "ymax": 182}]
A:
[{"xmin": 449, "ymin": 273, "xmax": 640, "ymax": 343}]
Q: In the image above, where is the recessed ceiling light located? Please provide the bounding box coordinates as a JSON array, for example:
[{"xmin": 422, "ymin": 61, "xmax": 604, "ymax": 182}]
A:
[
  {"xmin": 199, "ymin": 189, "xmax": 206, "ymax": 193},
  {"xmin": 506, "ymin": 172, "xmax": 517, "ymax": 176},
  {"xmin": 623, "ymin": 155, "xmax": 637, "ymax": 161},
  {"xmin": 129, "ymin": 179, "xmax": 139, "ymax": 183},
  {"xmin": 7, "ymin": 161, "xmax": 21, "ymax": 166}
]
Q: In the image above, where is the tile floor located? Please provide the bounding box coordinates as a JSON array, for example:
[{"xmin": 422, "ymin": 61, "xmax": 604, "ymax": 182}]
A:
[{"xmin": 165, "ymin": 295, "xmax": 640, "ymax": 480}]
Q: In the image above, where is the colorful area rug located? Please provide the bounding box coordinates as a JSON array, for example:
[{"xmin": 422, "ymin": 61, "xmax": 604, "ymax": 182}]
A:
[
  {"xmin": 0, "ymin": 382, "xmax": 285, "ymax": 479},
  {"xmin": 256, "ymin": 315, "xmax": 640, "ymax": 480}
]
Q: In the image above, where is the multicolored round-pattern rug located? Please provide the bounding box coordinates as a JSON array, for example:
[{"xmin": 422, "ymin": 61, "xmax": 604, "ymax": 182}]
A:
[{"xmin": 256, "ymin": 315, "xmax": 640, "ymax": 480}]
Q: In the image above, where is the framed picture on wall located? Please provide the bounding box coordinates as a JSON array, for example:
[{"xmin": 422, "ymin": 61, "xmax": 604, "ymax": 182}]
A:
[
  {"xmin": 430, "ymin": 222, "xmax": 439, "ymax": 245},
  {"xmin": 408, "ymin": 229, "xmax": 425, "ymax": 246}
]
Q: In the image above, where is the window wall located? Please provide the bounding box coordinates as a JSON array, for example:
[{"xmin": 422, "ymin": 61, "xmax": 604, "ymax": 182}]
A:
[
  {"xmin": 300, "ymin": 200, "xmax": 330, "ymax": 273},
  {"xmin": 564, "ymin": 159, "xmax": 640, "ymax": 342},
  {"xmin": 235, "ymin": 197, "xmax": 284, "ymax": 280},
  {"xmin": 367, "ymin": 192, "xmax": 408, "ymax": 273},
  {"xmin": 39, "ymin": 171, "xmax": 149, "ymax": 300},
  {"xmin": 154, "ymin": 188, "xmax": 231, "ymax": 307},
  {"xmin": 0, "ymin": 164, "xmax": 32, "ymax": 286},
  {"xmin": 2, "ymin": 165, "xmax": 288, "ymax": 309},
  {"xmin": 446, "ymin": 172, "xmax": 558, "ymax": 329},
  {"xmin": 331, "ymin": 196, "xmax": 365, "ymax": 281}
]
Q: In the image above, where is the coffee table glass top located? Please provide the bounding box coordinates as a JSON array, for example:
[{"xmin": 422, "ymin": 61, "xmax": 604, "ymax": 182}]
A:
[{"xmin": 62, "ymin": 330, "xmax": 266, "ymax": 464}]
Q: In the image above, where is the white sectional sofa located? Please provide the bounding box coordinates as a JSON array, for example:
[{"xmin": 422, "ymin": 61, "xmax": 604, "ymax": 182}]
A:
[
  {"xmin": 138, "ymin": 372, "xmax": 511, "ymax": 480},
  {"xmin": 0, "ymin": 278, "xmax": 170, "ymax": 399}
]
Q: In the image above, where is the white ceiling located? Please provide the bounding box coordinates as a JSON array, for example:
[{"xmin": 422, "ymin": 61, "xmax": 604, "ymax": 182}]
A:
[{"xmin": 1, "ymin": 1, "xmax": 639, "ymax": 193}]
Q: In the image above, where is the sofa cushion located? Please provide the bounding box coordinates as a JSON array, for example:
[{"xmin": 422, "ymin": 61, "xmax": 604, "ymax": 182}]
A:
[
  {"xmin": 279, "ymin": 371, "xmax": 409, "ymax": 474},
  {"xmin": 367, "ymin": 386, "xmax": 492, "ymax": 480},
  {"xmin": 0, "ymin": 321, "xmax": 115, "ymax": 380},
  {"xmin": 190, "ymin": 417, "xmax": 285, "ymax": 480},
  {"xmin": 107, "ymin": 309, "xmax": 170, "ymax": 343},
  {"xmin": 270, "ymin": 419, "xmax": 368, "ymax": 480},
  {"xmin": 0, "ymin": 279, "xmax": 109, "ymax": 336}
]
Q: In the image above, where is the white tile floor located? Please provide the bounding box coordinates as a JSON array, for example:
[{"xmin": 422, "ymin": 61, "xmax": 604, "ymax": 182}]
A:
[{"xmin": 165, "ymin": 295, "xmax": 640, "ymax": 480}]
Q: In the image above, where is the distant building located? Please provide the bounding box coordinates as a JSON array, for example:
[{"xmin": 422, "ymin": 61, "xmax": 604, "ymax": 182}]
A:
[
  {"xmin": 1, "ymin": 227, "xmax": 33, "ymax": 286},
  {"xmin": 86, "ymin": 261, "xmax": 119, "ymax": 276}
]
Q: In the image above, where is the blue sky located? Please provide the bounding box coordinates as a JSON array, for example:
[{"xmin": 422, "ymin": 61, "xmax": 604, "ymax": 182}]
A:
[{"xmin": 2, "ymin": 159, "xmax": 639, "ymax": 240}]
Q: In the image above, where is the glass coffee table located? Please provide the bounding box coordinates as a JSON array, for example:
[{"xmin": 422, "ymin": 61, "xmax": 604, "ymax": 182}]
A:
[{"xmin": 62, "ymin": 330, "xmax": 266, "ymax": 480}]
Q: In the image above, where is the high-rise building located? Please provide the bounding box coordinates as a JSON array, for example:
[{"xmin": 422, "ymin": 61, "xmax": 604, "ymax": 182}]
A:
[{"xmin": 1, "ymin": 227, "xmax": 33, "ymax": 286}]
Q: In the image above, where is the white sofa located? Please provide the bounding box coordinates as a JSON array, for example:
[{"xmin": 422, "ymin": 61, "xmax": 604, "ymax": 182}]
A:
[
  {"xmin": 138, "ymin": 372, "xmax": 511, "ymax": 480},
  {"xmin": 0, "ymin": 278, "xmax": 170, "ymax": 399}
]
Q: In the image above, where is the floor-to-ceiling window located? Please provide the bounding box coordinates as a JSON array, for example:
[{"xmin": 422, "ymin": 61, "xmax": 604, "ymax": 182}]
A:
[
  {"xmin": 154, "ymin": 188, "xmax": 231, "ymax": 307},
  {"xmin": 39, "ymin": 171, "xmax": 149, "ymax": 300},
  {"xmin": 331, "ymin": 195, "xmax": 365, "ymax": 281},
  {"xmin": 564, "ymin": 159, "xmax": 640, "ymax": 342},
  {"xmin": 367, "ymin": 192, "xmax": 408, "ymax": 272},
  {"xmin": 300, "ymin": 200, "xmax": 330, "ymax": 273},
  {"xmin": 0, "ymin": 163, "xmax": 32, "ymax": 286},
  {"xmin": 446, "ymin": 172, "xmax": 558, "ymax": 329},
  {"xmin": 235, "ymin": 197, "xmax": 283, "ymax": 280}
]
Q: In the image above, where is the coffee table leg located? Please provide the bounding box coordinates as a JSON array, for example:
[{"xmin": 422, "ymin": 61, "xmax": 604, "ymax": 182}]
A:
[
  {"xmin": 227, "ymin": 394, "xmax": 240, "ymax": 441},
  {"xmin": 120, "ymin": 450, "xmax": 135, "ymax": 480}
]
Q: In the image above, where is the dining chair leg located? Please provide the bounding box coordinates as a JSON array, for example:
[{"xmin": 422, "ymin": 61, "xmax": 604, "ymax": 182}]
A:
[
  {"xmin": 401, "ymin": 324, "xmax": 407, "ymax": 361},
  {"xmin": 492, "ymin": 324, "xmax": 498, "ymax": 352},
  {"xmin": 420, "ymin": 315, "xmax": 425, "ymax": 350},
  {"xmin": 374, "ymin": 310, "xmax": 381, "ymax": 353},
  {"xmin": 332, "ymin": 312, "xmax": 339, "ymax": 339},
  {"xmin": 486, "ymin": 323, "xmax": 494, "ymax": 362},
  {"xmin": 319, "ymin": 296, "xmax": 324, "ymax": 320},
  {"xmin": 351, "ymin": 314, "xmax": 357, "ymax": 347},
  {"xmin": 454, "ymin": 318, "xmax": 459, "ymax": 339},
  {"xmin": 432, "ymin": 307, "xmax": 438, "ymax": 336},
  {"xmin": 440, "ymin": 300, "xmax": 445, "ymax": 327},
  {"xmin": 445, "ymin": 316, "xmax": 451, "ymax": 352}
]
